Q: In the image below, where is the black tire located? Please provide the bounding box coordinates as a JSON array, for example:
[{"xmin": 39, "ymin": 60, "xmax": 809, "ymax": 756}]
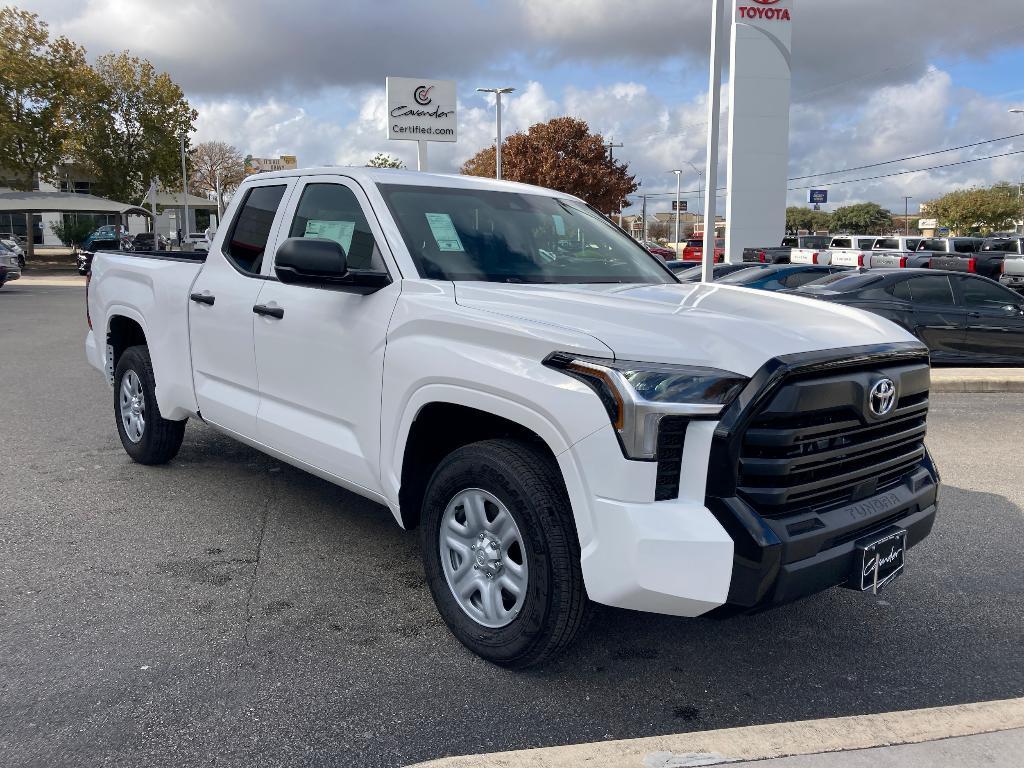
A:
[
  {"xmin": 113, "ymin": 345, "xmax": 186, "ymax": 465},
  {"xmin": 421, "ymin": 439, "xmax": 589, "ymax": 668}
]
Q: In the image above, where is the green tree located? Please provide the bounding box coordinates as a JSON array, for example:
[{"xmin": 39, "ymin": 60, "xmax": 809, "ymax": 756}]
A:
[
  {"xmin": 461, "ymin": 116, "xmax": 638, "ymax": 214},
  {"xmin": 830, "ymin": 202, "xmax": 893, "ymax": 234},
  {"xmin": 785, "ymin": 206, "xmax": 831, "ymax": 234},
  {"xmin": 49, "ymin": 217, "xmax": 94, "ymax": 250},
  {"xmin": 0, "ymin": 7, "xmax": 90, "ymax": 190},
  {"xmin": 70, "ymin": 52, "xmax": 196, "ymax": 203},
  {"xmin": 366, "ymin": 152, "xmax": 405, "ymax": 169},
  {"xmin": 924, "ymin": 184, "xmax": 1020, "ymax": 235}
]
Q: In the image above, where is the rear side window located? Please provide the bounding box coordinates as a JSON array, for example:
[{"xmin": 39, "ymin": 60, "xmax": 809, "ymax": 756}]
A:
[
  {"xmin": 909, "ymin": 275, "xmax": 955, "ymax": 305},
  {"xmin": 953, "ymin": 239, "xmax": 981, "ymax": 253},
  {"xmin": 830, "ymin": 238, "xmax": 852, "ymax": 249},
  {"xmin": 223, "ymin": 185, "xmax": 287, "ymax": 275},
  {"xmin": 781, "ymin": 237, "xmax": 797, "ymax": 247},
  {"xmin": 856, "ymin": 238, "xmax": 875, "ymax": 249},
  {"xmin": 906, "ymin": 238, "xmax": 922, "ymax": 250},
  {"xmin": 886, "ymin": 280, "xmax": 911, "ymax": 301},
  {"xmin": 781, "ymin": 270, "xmax": 827, "ymax": 289},
  {"xmin": 956, "ymin": 276, "xmax": 1018, "ymax": 308},
  {"xmin": 874, "ymin": 238, "xmax": 898, "ymax": 250},
  {"xmin": 918, "ymin": 239, "xmax": 945, "ymax": 252},
  {"xmin": 286, "ymin": 183, "xmax": 384, "ymax": 271}
]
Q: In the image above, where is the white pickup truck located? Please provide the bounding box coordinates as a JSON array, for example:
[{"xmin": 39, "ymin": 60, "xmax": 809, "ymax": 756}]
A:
[
  {"xmin": 791, "ymin": 235, "xmax": 876, "ymax": 266},
  {"xmin": 85, "ymin": 168, "xmax": 939, "ymax": 667}
]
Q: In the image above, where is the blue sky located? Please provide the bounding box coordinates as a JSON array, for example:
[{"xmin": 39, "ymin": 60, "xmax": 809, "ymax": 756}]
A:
[{"xmin": 21, "ymin": 0, "xmax": 1024, "ymax": 215}]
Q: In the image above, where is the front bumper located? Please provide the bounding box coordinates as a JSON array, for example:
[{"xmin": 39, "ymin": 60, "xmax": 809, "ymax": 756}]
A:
[
  {"xmin": 710, "ymin": 460, "xmax": 938, "ymax": 609},
  {"xmin": 1000, "ymin": 274, "xmax": 1024, "ymax": 291}
]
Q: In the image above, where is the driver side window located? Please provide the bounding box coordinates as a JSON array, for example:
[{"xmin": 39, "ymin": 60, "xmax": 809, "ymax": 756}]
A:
[{"xmin": 286, "ymin": 183, "xmax": 384, "ymax": 271}]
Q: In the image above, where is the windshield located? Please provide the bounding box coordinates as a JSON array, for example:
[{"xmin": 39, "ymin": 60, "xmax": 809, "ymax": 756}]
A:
[{"xmin": 378, "ymin": 184, "xmax": 674, "ymax": 284}]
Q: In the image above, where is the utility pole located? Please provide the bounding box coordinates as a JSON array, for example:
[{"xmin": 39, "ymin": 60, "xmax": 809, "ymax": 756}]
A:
[
  {"xmin": 701, "ymin": 0, "xmax": 727, "ymax": 283},
  {"xmin": 1011, "ymin": 109, "xmax": 1024, "ymax": 233},
  {"xmin": 215, "ymin": 170, "xmax": 223, "ymax": 223},
  {"xmin": 605, "ymin": 140, "xmax": 624, "ymax": 162},
  {"xmin": 477, "ymin": 86, "xmax": 516, "ymax": 180},
  {"xmin": 641, "ymin": 194, "xmax": 648, "ymax": 242},
  {"xmin": 670, "ymin": 170, "xmax": 683, "ymax": 258},
  {"xmin": 149, "ymin": 178, "xmax": 158, "ymax": 235},
  {"xmin": 903, "ymin": 196, "xmax": 913, "ymax": 236}
]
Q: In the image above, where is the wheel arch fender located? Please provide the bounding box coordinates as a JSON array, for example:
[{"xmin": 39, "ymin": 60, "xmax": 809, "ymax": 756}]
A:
[{"xmin": 385, "ymin": 384, "xmax": 596, "ymax": 548}]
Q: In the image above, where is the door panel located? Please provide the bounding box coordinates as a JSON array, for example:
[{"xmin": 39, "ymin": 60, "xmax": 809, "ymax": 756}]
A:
[
  {"xmin": 906, "ymin": 275, "xmax": 966, "ymax": 362},
  {"xmin": 189, "ymin": 182, "xmax": 292, "ymax": 437},
  {"xmin": 254, "ymin": 177, "xmax": 401, "ymax": 492},
  {"xmin": 953, "ymin": 276, "xmax": 1024, "ymax": 363}
]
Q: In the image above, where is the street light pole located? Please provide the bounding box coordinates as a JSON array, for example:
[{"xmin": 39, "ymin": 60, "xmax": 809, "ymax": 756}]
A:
[
  {"xmin": 477, "ymin": 87, "xmax": 516, "ymax": 180},
  {"xmin": 685, "ymin": 161, "xmax": 704, "ymax": 219},
  {"xmin": 670, "ymin": 170, "xmax": 683, "ymax": 259},
  {"xmin": 179, "ymin": 135, "xmax": 189, "ymax": 248},
  {"xmin": 903, "ymin": 196, "xmax": 913, "ymax": 236}
]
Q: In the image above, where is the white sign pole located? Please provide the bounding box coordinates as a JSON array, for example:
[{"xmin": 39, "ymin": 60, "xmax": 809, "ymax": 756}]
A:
[
  {"xmin": 701, "ymin": 0, "xmax": 727, "ymax": 284},
  {"xmin": 724, "ymin": 0, "xmax": 794, "ymax": 263},
  {"xmin": 417, "ymin": 141, "xmax": 428, "ymax": 172}
]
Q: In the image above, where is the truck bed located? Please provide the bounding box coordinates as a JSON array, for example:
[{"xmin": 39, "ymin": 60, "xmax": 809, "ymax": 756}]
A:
[{"xmin": 87, "ymin": 249, "xmax": 206, "ymax": 420}]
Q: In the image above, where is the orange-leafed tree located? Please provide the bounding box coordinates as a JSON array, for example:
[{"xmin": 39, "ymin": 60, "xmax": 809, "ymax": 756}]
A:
[{"xmin": 461, "ymin": 117, "xmax": 637, "ymax": 214}]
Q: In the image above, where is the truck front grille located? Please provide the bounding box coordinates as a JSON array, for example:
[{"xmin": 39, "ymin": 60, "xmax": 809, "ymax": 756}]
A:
[{"xmin": 735, "ymin": 366, "xmax": 930, "ymax": 519}]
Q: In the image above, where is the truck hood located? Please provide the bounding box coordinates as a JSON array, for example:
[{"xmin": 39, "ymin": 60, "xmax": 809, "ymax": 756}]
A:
[{"xmin": 453, "ymin": 282, "xmax": 917, "ymax": 377}]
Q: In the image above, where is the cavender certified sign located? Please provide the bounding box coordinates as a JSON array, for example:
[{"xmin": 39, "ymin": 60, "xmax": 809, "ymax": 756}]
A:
[{"xmin": 386, "ymin": 77, "xmax": 457, "ymax": 143}]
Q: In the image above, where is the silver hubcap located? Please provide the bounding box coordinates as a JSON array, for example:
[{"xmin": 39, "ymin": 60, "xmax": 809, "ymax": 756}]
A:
[
  {"xmin": 119, "ymin": 370, "xmax": 146, "ymax": 443},
  {"xmin": 439, "ymin": 488, "xmax": 528, "ymax": 629}
]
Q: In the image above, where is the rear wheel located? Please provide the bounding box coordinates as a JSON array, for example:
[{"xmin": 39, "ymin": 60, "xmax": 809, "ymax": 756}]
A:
[
  {"xmin": 420, "ymin": 439, "xmax": 589, "ymax": 668},
  {"xmin": 113, "ymin": 345, "xmax": 186, "ymax": 464}
]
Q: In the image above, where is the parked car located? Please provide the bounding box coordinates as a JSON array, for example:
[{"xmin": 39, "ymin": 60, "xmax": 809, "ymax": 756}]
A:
[
  {"xmin": 1, "ymin": 237, "xmax": 26, "ymax": 268},
  {"xmin": 790, "ymin": 268, "xmax": 1024, "ymax": 365},
  {"xmin": 681, "ymin": 237, "xmax": 725, "ymax": 262},
  {"xmin": 669, "ymin": 262, "xmax": 768, "ymax": 281},
  {"xmin": 717, "ymin": 263, "xmax": 849, "ymax": 291},
  {"xmin": 131, "ymin": 232, "xmax": 170, "ymax": 251},
  {"xmin": 793, "ymin": 235, "xmax": 875, "ymax": 266},
  {"xmin": 183, "ymin": 232, "xmax": 211, "ymax": 253},
  {"xmin": 995, "ymin": 238, "xmax": 1024, "ymax": 292},
  {"xmin": 936, "ymin": 236, "xmax": 1023, "ymax": 281},
  {"xmin": 899, "ymin": 237, "xmax": 985, "ymax": 269},
  {"xmin": 742, "ymin": 234, "xmax": 831, "ymax": 264},
  {"xmin": 86, "ymin": 167, "xmax": 939, "ymax": 667},
  {"xmin": 78, "ymin": 235, "xmax": 133, "ymax": 275},
  {"xmin": 0, "ymin": 242, "xmax": 22, "ymax": 285}
]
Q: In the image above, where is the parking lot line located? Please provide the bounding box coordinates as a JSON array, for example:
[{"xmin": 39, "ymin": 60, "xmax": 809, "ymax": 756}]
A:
[{"xmin": 407, "ymin": 697, "xmax": 1024, "ymax": 768}]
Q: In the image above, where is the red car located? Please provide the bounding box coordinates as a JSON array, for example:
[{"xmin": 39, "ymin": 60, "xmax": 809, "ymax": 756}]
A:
[
  {"xmin": 681, "ymin": 237, "xmax": 725, "ymax": 262},
  {"xmin": 642, "ymin": 241, "xmax": 677, "ymax": 260}
]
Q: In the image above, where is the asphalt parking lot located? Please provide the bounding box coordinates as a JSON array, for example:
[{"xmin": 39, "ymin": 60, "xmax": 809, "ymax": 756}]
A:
[{"xmin": 2, "ymin": 281, "xmax": 1022, "ymax": 768}]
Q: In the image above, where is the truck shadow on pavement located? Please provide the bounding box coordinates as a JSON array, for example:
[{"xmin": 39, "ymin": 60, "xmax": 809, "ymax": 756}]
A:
[{"xmin": 55, "ymin": 422, "xmax": 1021, "ymax": 768}]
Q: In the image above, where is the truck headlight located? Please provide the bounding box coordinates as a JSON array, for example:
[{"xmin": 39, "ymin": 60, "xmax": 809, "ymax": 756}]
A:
[{"xmin": 544, "ymin": 353, "xmax": 747, "ymax": 460}]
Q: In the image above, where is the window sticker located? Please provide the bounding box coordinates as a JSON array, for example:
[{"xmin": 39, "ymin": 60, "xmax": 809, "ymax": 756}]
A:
[
  {"xmin": 304, "ymin": 219, "xmax": 355, "ymax": 254},
  {"xmin": 424, "ymin": 212, "xmax": 464, "ymax": 252},
  {"xmin": 552, "ymin": 214, "xmax": 566, "ymax": 236}
]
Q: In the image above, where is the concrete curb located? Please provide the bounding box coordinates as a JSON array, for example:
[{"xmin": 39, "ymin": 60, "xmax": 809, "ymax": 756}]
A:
[
  {"xmin": 931, "ymin": 369, "xmax": 1024, "ymax": 393},
  {"xmin": 407, "ymin": 698, "xmax": 1024, "ymax": 768}
]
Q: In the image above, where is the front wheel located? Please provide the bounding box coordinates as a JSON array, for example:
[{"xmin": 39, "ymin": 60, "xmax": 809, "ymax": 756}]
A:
[
  {"xmin": 113, "ymin": 345, "xmax": 186, "ymax": 464},
  {"xmin": 421, "ymin": 439, "xmax": 589, "ymax": 668}
]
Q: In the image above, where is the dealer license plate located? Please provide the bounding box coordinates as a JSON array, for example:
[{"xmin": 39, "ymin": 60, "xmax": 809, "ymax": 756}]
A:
[{"xmin": 855, "ymin": 527, "xmax": 906, "ymax": 593}]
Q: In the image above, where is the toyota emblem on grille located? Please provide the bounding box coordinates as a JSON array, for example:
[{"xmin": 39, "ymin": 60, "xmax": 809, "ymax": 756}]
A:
[{"xmin": 869, "ymin": 378, "xmax": 897, "ymax": 417}]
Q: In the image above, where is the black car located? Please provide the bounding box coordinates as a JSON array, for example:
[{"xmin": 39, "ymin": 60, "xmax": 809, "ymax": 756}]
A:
[
  {"xmin": 77, "ymin": 236, "xmax": 133, "ymax": 274},
  {"xmin": 668, "ymin": 262, "xmax": 767, "ymax": 281},
  {"xmin": 790, "ymin": 269, "xmax": 1024, "ymax": 365},
  {"xmin": 716, "ymin": 263, "xmax": 849, "ymax": 291},
  {"xmin": 132, "ymin": 232, "xmax": 169, "ymax": 251}
]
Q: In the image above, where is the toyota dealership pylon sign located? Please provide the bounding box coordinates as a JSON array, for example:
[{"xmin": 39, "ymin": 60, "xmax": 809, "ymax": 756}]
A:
[
  {"xmin": 386, "ymin": 77, "xmax": 457, "ymax": 171},
  {"xmin": 724, "ymin": 0, "xmax": 794, "ymax": 263}
]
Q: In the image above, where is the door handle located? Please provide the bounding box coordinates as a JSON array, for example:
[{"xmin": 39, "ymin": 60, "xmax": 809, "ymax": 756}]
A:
[
  {"xmin": 190, "ymin": 292, "xmax": 215, "ymax": 305},
  {"xmin": 253, "ymin": 304, "xmax": 284, "ymax": 319},
  {"xmin": 968, "ymin": 312, "xmax": 981, "ymax": 318}
]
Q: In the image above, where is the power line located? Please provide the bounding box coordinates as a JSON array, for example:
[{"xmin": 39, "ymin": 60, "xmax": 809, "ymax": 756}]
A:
[
  {"xmin": 786, "ymin": 149, "xmax": 1024, "ymax": 191},
  {"xmin": 789, "ymin": 132, "xmax": 1024, "ymax": 182}
]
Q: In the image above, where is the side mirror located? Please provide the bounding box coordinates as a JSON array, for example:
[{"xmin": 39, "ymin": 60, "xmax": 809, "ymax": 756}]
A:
[
  {"xmin": 274, "ymin": 237, "xmax": 391, "ymax": 293},
  {"xmin": 276, "ymin": 237, "xmax": 348, "ymax": 284}
]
